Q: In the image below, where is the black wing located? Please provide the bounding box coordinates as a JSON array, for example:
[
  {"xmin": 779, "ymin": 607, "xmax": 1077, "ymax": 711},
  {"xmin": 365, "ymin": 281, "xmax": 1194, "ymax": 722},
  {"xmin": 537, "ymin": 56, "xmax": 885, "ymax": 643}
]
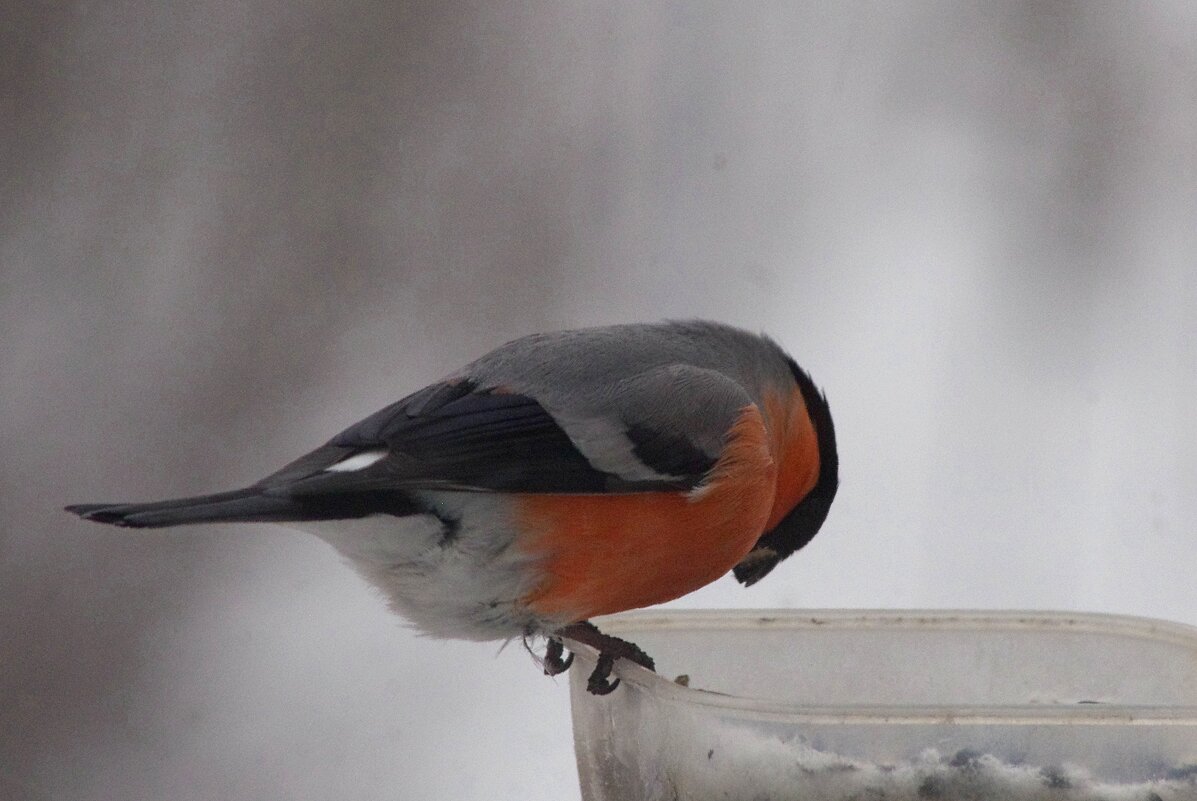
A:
[{"xmin": 261, "ymin": 379, "xmax": 703, "ymax": 497}]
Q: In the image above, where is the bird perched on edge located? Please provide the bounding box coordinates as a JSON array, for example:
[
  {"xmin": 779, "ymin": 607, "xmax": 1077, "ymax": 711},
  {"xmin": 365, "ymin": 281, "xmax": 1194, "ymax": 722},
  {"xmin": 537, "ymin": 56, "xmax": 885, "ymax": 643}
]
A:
[{"xmin": 67, "ymin": 320, "xmax": 838, "ymax": 694}]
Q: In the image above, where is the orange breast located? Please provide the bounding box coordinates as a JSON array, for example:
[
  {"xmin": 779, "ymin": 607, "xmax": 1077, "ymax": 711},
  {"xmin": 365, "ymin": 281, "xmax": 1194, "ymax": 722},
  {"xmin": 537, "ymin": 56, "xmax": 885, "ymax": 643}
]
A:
[
  {"xmin": 516, "ymin": 405, "xmax": 778, "ymax": 622},
  {"xmin": 763, "ymin": 386, "xmax": 821, "ymax": 530}
]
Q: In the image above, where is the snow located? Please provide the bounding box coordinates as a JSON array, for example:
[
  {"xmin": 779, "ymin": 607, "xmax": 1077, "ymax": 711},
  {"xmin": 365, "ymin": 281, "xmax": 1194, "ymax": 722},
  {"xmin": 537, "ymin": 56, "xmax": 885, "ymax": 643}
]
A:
[{"xmin": 665, "ymin": 732, "xmax": 1196, "ymax": 801}]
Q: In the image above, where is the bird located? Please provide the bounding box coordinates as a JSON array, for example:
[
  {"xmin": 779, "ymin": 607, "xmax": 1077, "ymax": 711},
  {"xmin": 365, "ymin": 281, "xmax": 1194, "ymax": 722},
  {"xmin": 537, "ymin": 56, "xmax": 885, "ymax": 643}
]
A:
[{"xmin": 66, "ymin": 320, "xmax": 838, "ymax": 694}]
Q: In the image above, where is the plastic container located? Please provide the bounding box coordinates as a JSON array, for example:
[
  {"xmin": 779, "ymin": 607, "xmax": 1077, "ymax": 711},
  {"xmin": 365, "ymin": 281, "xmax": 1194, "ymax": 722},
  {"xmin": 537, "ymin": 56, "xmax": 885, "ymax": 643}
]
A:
[{"xmin": 565, "ymin": 610, "xmax": 1197, "ymax": 800}]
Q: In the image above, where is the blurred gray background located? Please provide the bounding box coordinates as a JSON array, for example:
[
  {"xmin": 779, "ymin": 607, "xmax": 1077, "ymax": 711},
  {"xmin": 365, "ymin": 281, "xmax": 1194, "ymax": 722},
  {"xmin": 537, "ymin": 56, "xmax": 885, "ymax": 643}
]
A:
[{"xmin": 3, "ymin": 2, "xmax": 1195, "ymax": 799}]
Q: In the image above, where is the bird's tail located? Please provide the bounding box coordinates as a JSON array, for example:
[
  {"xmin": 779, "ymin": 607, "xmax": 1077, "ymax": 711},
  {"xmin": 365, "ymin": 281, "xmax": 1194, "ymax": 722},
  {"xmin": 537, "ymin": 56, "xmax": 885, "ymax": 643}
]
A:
[{"xmin": 65, "ymin": 487, "xmax": 299, "ymax": 528}]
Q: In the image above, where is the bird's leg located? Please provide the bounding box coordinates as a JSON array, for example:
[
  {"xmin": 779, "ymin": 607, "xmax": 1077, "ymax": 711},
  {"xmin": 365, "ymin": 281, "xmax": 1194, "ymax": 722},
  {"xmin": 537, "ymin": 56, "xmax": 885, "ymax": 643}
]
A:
[
  {"xmin": 542, "ymin": 636, "xmax": 574, "ymax": 676},
  {"xmin": 554, "ymin": 620, "xmax": 657, "ymax": 695}
]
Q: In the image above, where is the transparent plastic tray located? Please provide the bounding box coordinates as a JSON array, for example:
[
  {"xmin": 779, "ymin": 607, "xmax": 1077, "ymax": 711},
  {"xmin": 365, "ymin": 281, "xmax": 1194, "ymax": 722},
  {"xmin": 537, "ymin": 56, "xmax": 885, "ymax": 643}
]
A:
[{"xmin": 566, "ymin": 609, "xmax": 1197, "ymax": 800}]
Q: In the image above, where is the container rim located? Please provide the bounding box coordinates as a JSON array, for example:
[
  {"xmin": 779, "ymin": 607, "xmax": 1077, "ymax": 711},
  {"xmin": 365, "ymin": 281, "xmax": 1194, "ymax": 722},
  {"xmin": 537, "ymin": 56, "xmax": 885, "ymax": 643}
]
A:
[{"xmin": 563, "ymin": 608, "xmax": 1197, "ymax": 726}]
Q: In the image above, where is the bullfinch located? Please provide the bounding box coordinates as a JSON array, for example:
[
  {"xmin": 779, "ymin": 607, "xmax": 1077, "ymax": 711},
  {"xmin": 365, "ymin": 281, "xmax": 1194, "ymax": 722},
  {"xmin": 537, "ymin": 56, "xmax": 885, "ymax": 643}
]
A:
[{"xmin": 67, "ymin": 320, "xmax": 838, "ymax": 693}]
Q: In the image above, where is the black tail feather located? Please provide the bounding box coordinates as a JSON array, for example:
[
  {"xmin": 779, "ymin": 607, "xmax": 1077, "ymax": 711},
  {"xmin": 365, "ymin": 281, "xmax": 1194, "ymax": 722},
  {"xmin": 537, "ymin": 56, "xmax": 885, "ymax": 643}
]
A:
[
  {"xmin": 66, "ymin": 487, "xmax": 423, "ymax": 528},
  {"xmin": 65, "ymin": 488, "xmax": 299, "ymax": 528}
]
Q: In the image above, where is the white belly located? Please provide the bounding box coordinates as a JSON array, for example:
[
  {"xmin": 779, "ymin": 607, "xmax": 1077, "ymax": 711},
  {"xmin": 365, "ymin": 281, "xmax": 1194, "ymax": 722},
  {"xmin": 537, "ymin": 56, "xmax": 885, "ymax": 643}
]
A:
[{"xmin": 287, "ymin": 491, "xmax": 557, "ymax": 641}]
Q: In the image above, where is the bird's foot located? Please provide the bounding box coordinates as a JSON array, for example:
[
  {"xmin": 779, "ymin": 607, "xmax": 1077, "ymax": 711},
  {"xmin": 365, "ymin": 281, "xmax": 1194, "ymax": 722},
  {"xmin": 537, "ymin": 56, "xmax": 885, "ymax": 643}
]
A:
[
  {"xmin": 553, "ymin": 620, "xmax": 656, "ymax": 695},
  {"xmin": 542, "ymin": 636, "xmax": 574, "ymax": 676}
]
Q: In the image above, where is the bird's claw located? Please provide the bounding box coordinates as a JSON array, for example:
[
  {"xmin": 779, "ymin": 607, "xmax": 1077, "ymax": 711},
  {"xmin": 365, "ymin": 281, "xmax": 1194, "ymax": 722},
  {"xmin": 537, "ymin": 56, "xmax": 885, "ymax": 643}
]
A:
[
  {"xmin": 586, "ymin": 653, "xmax": 620, "ymax": 695},
  {"xmin": 543, "ymin": 637, "xmax": 574, "ymax": 676},
  {"xmin": 553, "ymin": 620, "xmax": 656, "ymax": 695}
]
